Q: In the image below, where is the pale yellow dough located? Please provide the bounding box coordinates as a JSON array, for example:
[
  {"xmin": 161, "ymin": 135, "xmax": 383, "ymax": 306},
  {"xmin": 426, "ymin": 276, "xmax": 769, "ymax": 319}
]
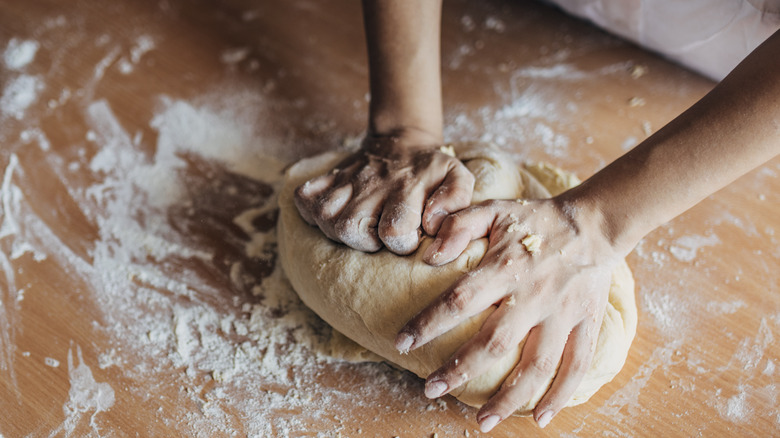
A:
[{"xmin": 278, "ymin": 143, "xmax": 637, "ymax": 416}]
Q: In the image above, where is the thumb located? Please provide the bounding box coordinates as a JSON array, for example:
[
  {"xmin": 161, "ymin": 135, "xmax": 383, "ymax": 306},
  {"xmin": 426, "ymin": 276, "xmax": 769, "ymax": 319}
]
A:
[{"xmin": 423, "ymin": 204, "xmax": 497, "ymax": 266}]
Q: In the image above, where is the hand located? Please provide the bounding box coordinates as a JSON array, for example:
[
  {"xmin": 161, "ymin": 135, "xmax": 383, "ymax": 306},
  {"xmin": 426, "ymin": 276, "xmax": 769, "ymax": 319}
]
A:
[
  {"xmin": 394, "ymin": 196, "xmax": 625, "ymax": 431},
  {"xmin": 294, "ymin": 133, "xmax": 474, "ymax": 255}
]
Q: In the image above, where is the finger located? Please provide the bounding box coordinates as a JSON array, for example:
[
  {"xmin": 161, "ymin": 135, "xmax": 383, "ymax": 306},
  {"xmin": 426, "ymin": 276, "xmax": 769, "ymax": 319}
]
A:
[
  {"xmin": 394, "ymin": 266, "xmax": 507, "ymax": 353},
  {"xmin": 333, "ymin": 195, "xmax": 383, "ymax": 252},
  {"xmin": 421, "ymin": 294, "xmax": 533, "ymax": 402},
  {"xmin": 532, "ymin": 316, "xmax": 601, "ymax": 428},
  {"xmin": 423, "ymin": 204, "xmax": 497, "ymax": 266},
  {"xmin": 317, "ymin": 184, "xmax": 353, "ymax": 220},
  {"xmin": 294, "ymin": 173, "xmax": 336, "ymax": 225},
  {"xmin": 422, "ymin": 162, "xmax": 475, "ymax": 235},
  {"xmin": 476, "ymin": 322, "xmax": 568, "ymax": 432},
  {"xmin": 308, "ymin": 184, "xmax": 354, "ymax": 242},
  {"xmin": 378, "ymin": 186, "xmax": 425, "ymax": 255},
  {"xmin": 297, "ymin": 172, "xmax": 335, "ymax": 198}
]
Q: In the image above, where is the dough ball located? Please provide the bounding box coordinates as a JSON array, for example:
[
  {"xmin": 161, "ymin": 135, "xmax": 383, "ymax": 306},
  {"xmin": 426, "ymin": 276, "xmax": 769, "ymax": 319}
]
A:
[{"xmin": 278, "ymin": 143, "xmax": 637, "ymax": 415}]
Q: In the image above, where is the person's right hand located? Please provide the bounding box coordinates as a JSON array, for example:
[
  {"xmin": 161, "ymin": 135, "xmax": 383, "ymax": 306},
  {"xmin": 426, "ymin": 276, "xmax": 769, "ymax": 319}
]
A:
[{"xmin": 294, "ymin": 132, "xmax": 474, "ymax": 255}]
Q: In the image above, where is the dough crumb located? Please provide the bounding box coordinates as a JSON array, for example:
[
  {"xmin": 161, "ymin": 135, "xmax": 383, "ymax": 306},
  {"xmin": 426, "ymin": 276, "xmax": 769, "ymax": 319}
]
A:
[
  {"xmin": 642, "ymin": 121, "xmax": 652, "ymax": 136},
  {"xmin": 506, "ymin": 214, "xmax": 522, "ymax": 233},
  {"xmin": 630, "ymin": 64, "xmax": 648, "ymax": 79},
  {"xmin": 521, "ymin": 234, "xmax": 542, "ymax": 255},
  {"xmin": 628, "ymin": 96, "xmax": 646, "ymax": 107},
  {"xmin": 505, "ymin": 295, "xmax": 516, "ymax": 307},
  {"xmin": 439, "ymin": 145, "xmax": 456, "ymax": 157},
  {"xmin": 505, "ymin": 258, "xmax": 513, "ymax": 266},
  {"xmin": 516, "ymin": 199, "xmax": 529, "ymax": 205}
]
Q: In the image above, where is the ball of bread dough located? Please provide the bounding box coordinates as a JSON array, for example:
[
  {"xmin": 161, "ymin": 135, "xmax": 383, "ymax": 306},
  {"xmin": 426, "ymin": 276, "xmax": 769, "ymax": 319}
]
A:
[{"xmin": 277, "ymin": 143, "xmax": 637, "ymax": 415}]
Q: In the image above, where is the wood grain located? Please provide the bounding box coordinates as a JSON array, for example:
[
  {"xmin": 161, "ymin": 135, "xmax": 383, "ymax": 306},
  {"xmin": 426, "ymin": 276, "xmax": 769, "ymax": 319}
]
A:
[{"xmin": 0, "ymin": 0, "xmax": 777, "ymax": 436}]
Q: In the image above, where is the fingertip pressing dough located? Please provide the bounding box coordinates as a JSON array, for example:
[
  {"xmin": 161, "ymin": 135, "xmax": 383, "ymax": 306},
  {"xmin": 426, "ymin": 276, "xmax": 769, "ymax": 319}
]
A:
[{"xmin": 278, "ymin": 143, "xmax": 637, "ymax": 415}]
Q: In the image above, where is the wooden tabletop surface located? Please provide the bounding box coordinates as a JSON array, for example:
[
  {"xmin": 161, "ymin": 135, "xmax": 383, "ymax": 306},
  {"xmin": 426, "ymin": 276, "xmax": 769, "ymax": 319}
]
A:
[{"xmin": 1, "ymin": 0, "xmax": 777, "ymax": 436}]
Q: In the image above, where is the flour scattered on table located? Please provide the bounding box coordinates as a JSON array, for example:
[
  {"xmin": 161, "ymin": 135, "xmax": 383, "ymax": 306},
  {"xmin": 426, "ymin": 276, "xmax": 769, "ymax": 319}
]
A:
[
  {"xmin": 3, "ymin": 38, "xmax": 39, "ymax": 70},
  {"xmin": 669, "ymin": 233, "xmax": 721, "ymax": 262},
  {"xmin": 118, "ymin": 35, "xmax": 155, "ymax": 74},
  {"xmin": 0, "ymin": 84, "xmax": 440, "ymax": 436},
  {"xmin": 48, "ymin": 345, "xmax": 115, "ymax": 437},
  {"xmin": 1, "ymin": 75, "xmax": 44, "ymax": 120}
]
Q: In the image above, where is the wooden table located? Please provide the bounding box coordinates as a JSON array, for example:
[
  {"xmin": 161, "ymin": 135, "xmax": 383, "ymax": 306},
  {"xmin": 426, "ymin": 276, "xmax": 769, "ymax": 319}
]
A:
[{"xmin": 1, "ymin": 1, "xmax": 777, "ymax": 436}]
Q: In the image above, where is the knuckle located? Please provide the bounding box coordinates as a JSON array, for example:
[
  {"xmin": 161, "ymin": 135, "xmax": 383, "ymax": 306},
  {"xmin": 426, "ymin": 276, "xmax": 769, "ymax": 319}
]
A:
[
  {"xmin": 310, "ymin": 199, "xmax": 328, "ymax": 219},
  {"xmin": 333, "ymin": 215, "xmax": 357, "ymax": 239},
  {"xmin": 483, "ymin": 199, "xmax": 503, "ymax": 209},
  {"xmin": 294, "ymin": 184, "xmax": 312, "ymax": 201},
  {"xmin": 464, "ymin": 169, "xmax": 476, "ymax": 184},
  {"xmin": 528, "ymin": 355, "xmax": 557, "ymax": 375},
  {"xmin": 457, "ymin": 168, "xmax": 476, "ymax": 187},
  {"xmin": 446, "ymin": 213, "xmax": 467, "ymax": 230},
  {"xmin": 428, "ymin": 185, "xmax": 449, "ymax": 202},
  {"xmin": 447, "ymin": 186, "xmax": 473, "ymax": 207},
  {"xmin": 569, "ymin": 356, "xmax": 591, "ymax": 376},
  {"xmin": 485, "ymin": 326, "xmax": 515, "ymax": 356},
  {"xmin": 443, "ymin": 285, "xmax": 474, "ymax": 315}
]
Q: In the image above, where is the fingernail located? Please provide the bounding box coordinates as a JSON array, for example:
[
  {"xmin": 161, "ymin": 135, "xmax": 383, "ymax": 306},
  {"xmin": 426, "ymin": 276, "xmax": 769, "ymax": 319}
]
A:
[
  {"xmin": 424, "ymin": 238, "xmax": 442, "ymax": 262},
  {"xmin": 431, "ymin": 209, "xmax": 447, "ymax": 221},
  {"xmin": 537, "ymin": 410, "xmax": 553, "ymax": 428},
  {"xmin": 424, "ymin": 380, "xmax": 448, "ymax": 398},
  {"xmin": 479, "ymin": 414, "xmax": 500, "ymax": 433},
  {"xmin": 395, "ymin": 333, "xmax": 414, "ymax": 353}
]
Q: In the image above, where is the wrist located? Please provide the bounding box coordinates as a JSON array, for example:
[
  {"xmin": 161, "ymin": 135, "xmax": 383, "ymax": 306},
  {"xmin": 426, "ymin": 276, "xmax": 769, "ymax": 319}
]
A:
[
  {"xmin": 368, "ymin": 104, "xmax": 443, "ymax": 147},
  {"xmin": 363, "ymin": 125, "xmax": 444, "ymax": 155},
  {"xmin": 556, "ymin": 185, "xmax": 644, "ymax": 258}
]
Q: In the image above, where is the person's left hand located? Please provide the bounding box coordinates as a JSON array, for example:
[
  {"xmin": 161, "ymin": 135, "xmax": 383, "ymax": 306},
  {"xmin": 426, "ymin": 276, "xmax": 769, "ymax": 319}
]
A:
[{"xmin": 393, "ymin": 196, "xmax": 623, "ymax": 432}]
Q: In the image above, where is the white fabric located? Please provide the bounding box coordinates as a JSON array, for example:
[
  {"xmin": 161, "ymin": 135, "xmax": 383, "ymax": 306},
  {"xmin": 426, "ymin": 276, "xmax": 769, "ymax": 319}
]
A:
[{"xmin": 546, "ymin": 0, "xmax": 780, "ymax": 80}]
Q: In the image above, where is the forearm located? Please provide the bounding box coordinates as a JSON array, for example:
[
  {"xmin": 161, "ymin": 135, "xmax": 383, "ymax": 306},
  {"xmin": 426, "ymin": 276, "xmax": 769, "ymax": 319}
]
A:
[
  {"xmin": 362, "ymin": 0, "xmax": 444, "ymax": 144},
  {"xmin": 570, "ymin": 30, "xmax": 780, "ymax": 254}
]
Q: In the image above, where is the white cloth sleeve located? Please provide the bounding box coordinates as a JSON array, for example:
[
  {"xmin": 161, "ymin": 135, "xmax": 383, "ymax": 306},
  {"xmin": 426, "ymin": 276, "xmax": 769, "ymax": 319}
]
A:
[{"xmin": 545, "ymin": 0, "xmax": 780, "ymax": 81}]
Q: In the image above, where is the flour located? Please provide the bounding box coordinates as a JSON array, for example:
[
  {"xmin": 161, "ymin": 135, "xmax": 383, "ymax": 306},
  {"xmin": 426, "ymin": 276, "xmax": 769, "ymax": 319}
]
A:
[
  {"xmin": 763, "ymin": 360, "xmax": 775, "ymax": 376},
  {"xmin": 118, "ymin": 35, "xmax": 155, "ymax": 74},
  {"xmin": 1, "ymin": 5, "xmax": 776, "ymax": 433},
  {"xmin": 0, "ymin": 85, "xmax": 445, "ymax": 435},
  {"xmin": 3, "ymin": 39, "xmax": 39, "ymax": 70},
  {"xmin": 1, "ymin": 75, "xmax": 44, "ymax": 120},
  {"xmin": 513, "ymin": 64, "xmax": 588, "ymax": 80},
  {"xmin": 220, "ymin": 47, "xmax": 251, "ymax": 65},
  {"xmin": 51, "ymin": 345, "xmax": 116, "ymax": 437},
  {"xmin": 730, "ymin": 318, "xmax": 774, "ymax": 374},
  {"xmin": 725, "ymin": 389, "xmax": 750, "ymax": 422},
  {"xmin": 441, "ymin": 52, "xmax": 626, "ymax": 159},
  {"xmin": 641, "ymin": 287, "xmax": 691, "ymax": 335},
  {"xmin": 445, "ymin": 83, "xmax": 576, "ymax": 155},
  {"xmin": 706, "ymin": 299, "xmax": 746, "ymax": 315},
  {"xmin": 669, "ymin": 233, "xmax": 721, "ymax": 262}
]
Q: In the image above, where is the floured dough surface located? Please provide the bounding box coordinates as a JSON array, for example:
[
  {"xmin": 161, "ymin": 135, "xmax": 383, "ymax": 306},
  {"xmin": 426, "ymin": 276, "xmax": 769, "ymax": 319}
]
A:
[{"xmin": 278, "ymin": 143, "xmax": 637, "ymax": 415}]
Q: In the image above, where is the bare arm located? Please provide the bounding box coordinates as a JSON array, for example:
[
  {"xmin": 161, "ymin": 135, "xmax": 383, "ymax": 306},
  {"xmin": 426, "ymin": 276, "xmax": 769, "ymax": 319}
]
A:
[
  {"xmin": 397, "ymin": 30, "xmax": 780, "ymax": 432},
  {"xmin": 363, "ymin": 0, "xmax": 443, "ymax": 141},
  {"xmin": 573, "ymin": 29, "xmax": 780, "ymax": 256},
  {"xmin": 294, "ymin": 0, "xmax": 473, "ymax": 254}
]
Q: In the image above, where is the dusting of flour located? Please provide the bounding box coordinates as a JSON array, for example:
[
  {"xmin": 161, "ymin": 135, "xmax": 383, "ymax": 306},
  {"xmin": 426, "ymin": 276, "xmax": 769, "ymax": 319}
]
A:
[{"xmin": 0, "ymin": 76, "xmax": 448, "ymax": 435}]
